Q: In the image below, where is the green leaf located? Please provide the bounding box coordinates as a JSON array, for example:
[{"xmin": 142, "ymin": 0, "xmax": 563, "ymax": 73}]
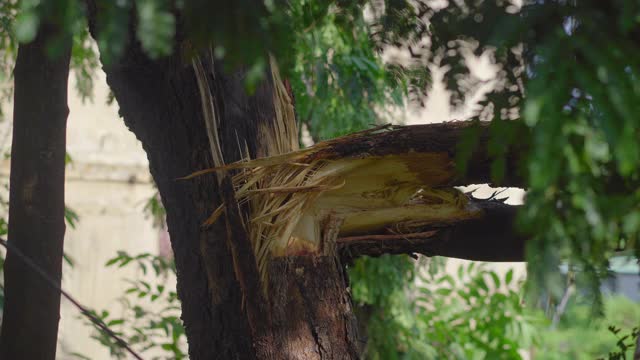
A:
[
  {"xmin": 63, "ymin": 253, "xmax": 75, "ymax": 267},
  {"xmin": 14, "ymin": 10, "xmax": 39, "ymax": 43},
  {"xmin": 64, "ymin": 207, "xmax": 80, "ymax": 229},
  {"xmin": 135, "ymin": 0, "xmax": 175, "ymax": 58},
  {"xmin": 505, "ymin": 269, "xmax": 513, "ymax": 286},
  {"xmin": 489, "ymin": 271, "xmax": 501, "ymax": 289},
  {"xmin": 105, "ymin": 256, "xmax": 121, "ymax": 267},
  {"xmin": 107, "ymin": 319, "xmax": 124, "ymax": 326},
  {"xmin": 435, "ymin": 288, "xmax": 452, "ymax": 296}
]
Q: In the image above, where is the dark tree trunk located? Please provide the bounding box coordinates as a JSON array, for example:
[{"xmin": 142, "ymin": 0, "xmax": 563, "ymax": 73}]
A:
[
  {"xmin": 268, "ymin": 256, "xmax": 360, "ymax": 359},
  {"xmin": 86, "ymin": 18, "xmax": 361, "ymax": 355},
  {"xmin": 108, "ymin": 56, "xmax": 361, "ymax": 358},
  {"xmin": 97, "ymin": 51, "xmax": 254, "ymax": 359},
  {"xmin": 0, "ymin": 25, "xmax": 72, "ymax": 359}
]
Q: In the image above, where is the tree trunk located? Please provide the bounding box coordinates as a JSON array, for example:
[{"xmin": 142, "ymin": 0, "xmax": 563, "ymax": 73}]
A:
[
  {"xmin": 268, "ymin": 256, "xmax": 360, "ymax": 359},
  {"xmin": 84, "ymin": 14, "xmax": 361, "ymax": 353},
  {"xmin": 0, "ymin": 25, "xmax": 72, "ymax": 359},
  {"xmin": 97, "ymin": 51, "xmax": 255, "ymax": 359}
]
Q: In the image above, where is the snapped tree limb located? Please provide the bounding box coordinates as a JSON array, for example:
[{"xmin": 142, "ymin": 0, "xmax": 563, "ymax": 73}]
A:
[
  {"xmin": 338, "ymin": 200, "xmax": 525, "ymax": 263},
  {"xmin": 193, "ymin": 120, "xmax": 528, "ymax": 282}
]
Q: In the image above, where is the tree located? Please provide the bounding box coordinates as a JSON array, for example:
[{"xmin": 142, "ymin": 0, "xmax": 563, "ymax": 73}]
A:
[
  {"xmin": 82, "ymin": 8, "xmax": 530, "ymax": 360},
  {"xmin": 0, "ymin": 8, "xmax": 71, "ymax": 359},
  {"xmin": 1, "ymin": 0, "xmax": 639, "ymax": 359}
]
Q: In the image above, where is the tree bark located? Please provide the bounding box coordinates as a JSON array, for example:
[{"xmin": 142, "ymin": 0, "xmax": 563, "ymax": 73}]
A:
[
  {"xmin": 339, "ymin": 200, "xmax": 526, "ymax": 262},
  {"xmin": 92, "ymin": 47, "xmax": 529, "ymax": 359},
  {"xmin": 0, "ymin": 24, "xmax": 72, "ymax": 360},
  {"xmin": 268, "ymin": 256, "xmax": 360, "ymax": 359},
  {"xmin": 306, "ymin": 121, "xmax": 526, "ymax": 188},
  {"xmin": 95, "ymin": 49, "xmax": 255, "ymax": 358}
]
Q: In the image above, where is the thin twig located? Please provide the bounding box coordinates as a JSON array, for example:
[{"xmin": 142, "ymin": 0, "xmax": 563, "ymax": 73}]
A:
[{"xmin": 0, "ymin": 237, "xmax": 144, "ymax": 360}]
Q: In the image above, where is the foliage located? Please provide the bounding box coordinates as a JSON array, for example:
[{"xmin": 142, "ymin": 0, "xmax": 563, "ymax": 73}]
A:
[
  {"xmin": 287, "ymin": 0, "xmax": 640, "ymax": 313},
  {"xmin": 536, "ymin": 295, "xmax": 640, "ymax": 360},
  {"xmin": 375, "ymin": 0, "xmax": 640, "ymax": 307},
  {"xmin": 349, "ymin": 255, "xmax": 419, "ymax": 358},
  {"xmin": 0, "ymin": 0, "xmax": 98, "ymax": 120},
  {"xmin": 350, "ymin": 256, "xmax": 540, "ymax": 359},
  {"xmin": 288, "ymin": 1, "xmax": 407, "ymax": 141},
  {"xmin": 82, "ymin": 251, "xmax": 185, "ymax": 360},
  {"xmin": 143, "ymin": 190, "xmax": 166, "ymax": 229},
  {"xmin": 603, "ymin": 326, "xmax": 640, "ymax": 360}
]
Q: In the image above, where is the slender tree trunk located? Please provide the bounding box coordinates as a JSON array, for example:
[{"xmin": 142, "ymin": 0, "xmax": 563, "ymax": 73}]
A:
[{"xmin": 0, "ymin": 25, "xmax": 72, "ymax": 359}]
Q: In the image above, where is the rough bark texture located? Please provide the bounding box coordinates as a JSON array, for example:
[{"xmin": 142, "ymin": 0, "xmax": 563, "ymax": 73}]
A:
[
  {"xmin": 101, "ymin": 55, "xmax": 364, "ymax": 358},
  {"xmin": 97, "ymin": 50, "xmax": 255, "ymax": 358},
  {"xmin": 0, "ymin": 25, "xmax": 71, "ymax": 359},
  {"xmin": 219, "ymin": 176, "xmax": 275, "ymax": 358},
  {"xmin": 307, "ymin": 121, "xmax": 527, "ymax": 188},
  {"xmin": 268, "ymin": 256, "xmax": 360, "ymax": 360},
  {"xmin": 339, "ymin": 200, "xmax": 525, "ymax": 262}
]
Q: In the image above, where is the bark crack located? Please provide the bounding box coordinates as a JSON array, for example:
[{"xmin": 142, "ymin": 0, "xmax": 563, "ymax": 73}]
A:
[{"xmin": 294, "ymin": 270, "xmax": 327, "ymax": 359}]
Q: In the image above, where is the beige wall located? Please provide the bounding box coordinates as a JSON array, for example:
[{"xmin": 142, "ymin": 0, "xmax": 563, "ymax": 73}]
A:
[{"xmin": 59, "ymin": 71, "xmax": 163, "ymax": 360}]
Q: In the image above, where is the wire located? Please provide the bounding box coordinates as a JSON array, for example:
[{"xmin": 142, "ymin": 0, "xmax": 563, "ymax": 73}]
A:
[{"xmin": 0, "ymin": 237, "xmax": 144, "ymax": 360}]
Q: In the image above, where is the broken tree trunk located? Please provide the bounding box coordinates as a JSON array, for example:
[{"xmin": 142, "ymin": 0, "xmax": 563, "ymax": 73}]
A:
[
  {"xmin": 88, "ymin": 6, "xmax": 526, "ymax": 358},
  {"xmin": 88, "ymin": 13, "xmax": 364, "ymax": 355},
  {"xmin": 193, "ymin": 52, "xmax": 362, "ymax": 358},
  {"xmin": 97, "ymin": 52, "xmax": 527, "ymax": 359}
]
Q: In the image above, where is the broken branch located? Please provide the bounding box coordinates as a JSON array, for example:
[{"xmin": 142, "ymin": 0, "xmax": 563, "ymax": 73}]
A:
[{"xmin": 339, "ymin": 200, "xmax": 525, "ymax": 262}]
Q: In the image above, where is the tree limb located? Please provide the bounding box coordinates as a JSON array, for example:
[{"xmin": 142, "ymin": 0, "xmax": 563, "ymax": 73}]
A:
[
  {"xmin": 339, "ymin": 200, "xmax": 526, "ymax": 263},
  {"xmin": 308, "ymin": 121, "xmax": 527, "ymax": 188}
]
